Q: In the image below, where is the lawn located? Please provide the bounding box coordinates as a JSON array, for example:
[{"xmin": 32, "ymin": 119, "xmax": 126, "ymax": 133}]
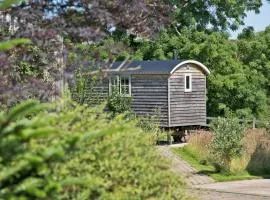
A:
[{"xmin": 171, "ymin": 146, "xmax": 264, "ymax": 182}]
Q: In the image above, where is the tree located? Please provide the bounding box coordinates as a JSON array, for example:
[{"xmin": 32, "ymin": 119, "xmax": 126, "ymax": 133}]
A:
[
  {"xmin": 0, "ymin": 0, "xmax": 171, "ymax": 106},
  {"xmin": 171, "ymin": 0, "xmax": 268, "ymax": 31},
  {"xmin": 0, "ymin": 0, "xmax": 31, "ymax": 51},
  {"xmin": 2, "ymin": 0, "xmax": 171, "ymax": 41},
  {"xmin": 131, "ymin": 28, "xmax": 268, "ymax": 119}
]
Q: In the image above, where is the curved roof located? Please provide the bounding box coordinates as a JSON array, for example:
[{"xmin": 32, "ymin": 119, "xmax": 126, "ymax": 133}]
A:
[
  {"xmin": 170, "ymin": 60, "xmax": 210, "ymax": 75},
  {"xmin": 110, "ymin": 60, "xmax": 210, "ymax": 75}
]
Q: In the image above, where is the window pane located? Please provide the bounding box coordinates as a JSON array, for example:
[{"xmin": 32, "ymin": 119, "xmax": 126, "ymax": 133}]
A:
[
  {"xmin": 186, "ymin": 76, "xmax": 190, "ymax": 89},
  {"xmin": 110, "ymin": 76, "xmax": 119, "ymax": 94},
  {"xmin": 112, "ymin": 77, "xmax": 118, "ymax": 86},
  {"xmin": 125, "ymin": 78, "xmax": 129, "ymax": 85},
  {"xmin": 121, "ymin": 86, "xmax": 127, "ymax": 95},
  {"xmin": 121, "ymin": 77, "xmax": 129, "ymax": 86},
  {"xmin": 120, "ymin": 76, "xmax": 130, "ymax": 95},
  {"xmin": 121, "ymin": 77, "xmax": 126, "ymax": 85}
]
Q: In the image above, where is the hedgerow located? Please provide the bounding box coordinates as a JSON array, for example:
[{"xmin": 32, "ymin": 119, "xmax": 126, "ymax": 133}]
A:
[{"xmin": 0, "ymin": 98, "xmax": 188, "ymax": 199}]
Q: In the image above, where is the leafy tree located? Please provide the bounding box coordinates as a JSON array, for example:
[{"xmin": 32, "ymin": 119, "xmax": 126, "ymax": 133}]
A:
[
  {"xmin": 0, "ymin": 0, "xmax": 63, "ymax": 106},
  {"xmin": 0, "ymin": 0, "xmax": 172, "ymax": 106},
  {"xmin": 0, "ymin": 0, "xmax": 31, "ymax": 51},
  {"xmin": 132, "ymin": 28, "xmax": 268, "ymax": 119},
  {"xmin": 170, "ymin": 0, "xmax": 268, "ymax": 31}
]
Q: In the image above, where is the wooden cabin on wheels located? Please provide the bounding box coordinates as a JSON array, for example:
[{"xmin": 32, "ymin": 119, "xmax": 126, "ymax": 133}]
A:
[
  {"xmin": 105, "ymin": 60, "xmax": 210, "ymax": 127},
  {"xmin": 78, "ymin": 60, "xmax": 210, "ymax": 135}
]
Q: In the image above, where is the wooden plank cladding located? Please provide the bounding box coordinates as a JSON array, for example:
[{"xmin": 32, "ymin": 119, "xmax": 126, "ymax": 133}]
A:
[
  {"xmin": 169, "ymin": 63, "xmax": 207, "ymax": 127},
  {"xmin": 131, "ymin": 74, "xmax": 169, "ymax": 127}
]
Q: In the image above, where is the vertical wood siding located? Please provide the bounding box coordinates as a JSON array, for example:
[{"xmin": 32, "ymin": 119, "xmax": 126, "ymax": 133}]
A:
[
  {"xmin": 131, "ymin": 74, "xmax": 169, "ymax": 127},
  {"xmin": 169, "ymin": 64, "xmax": 206, "ymax": 126}
]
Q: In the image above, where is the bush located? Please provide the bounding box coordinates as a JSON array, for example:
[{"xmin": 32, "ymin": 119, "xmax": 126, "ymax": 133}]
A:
[
  {"xmin": 210, "ymin": 117, "xmax": 245, "ymax": 172},
  {"xmin": 50, "ymin": 100, "xmax": 187, "ymax": 199},
  {"xmin": 0, "ymin": 100, "xmax": 67, "ymax": 199},
  {"xmin": 107, "ymin": 92, "xmax": 132, "ymax": 115},
  {"xmin": 0, "ymin": 98, "xmax": 189, "ymax": 199}
]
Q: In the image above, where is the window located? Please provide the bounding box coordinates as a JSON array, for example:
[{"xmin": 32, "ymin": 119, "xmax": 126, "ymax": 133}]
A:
[
  {"xmin": 110, "ymin": 76, "xmax": 119, "ymax": 95},
  {"xmin": 184, "ymin": 74, "xmax": 192, "ymax": 92},
  {"xmin": 120, "ymin": 76, "xmax": 131, "ymax": 96},
  {"xmin": 109, "ymin": 75, "xmax": 131, "ymax": 96}
]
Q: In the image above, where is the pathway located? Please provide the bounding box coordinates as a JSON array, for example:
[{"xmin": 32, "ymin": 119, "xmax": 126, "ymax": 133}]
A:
[
  {"xmin": 157, "ymin": 145, "xmax": 215, "ymax": 185},
  {"xmin": 194, "ymin": 179, "xmax": 270, "ymax": 199},
  {"xmin": 158, "ymin": 145, "xmax": 270, "ymax": 200}
]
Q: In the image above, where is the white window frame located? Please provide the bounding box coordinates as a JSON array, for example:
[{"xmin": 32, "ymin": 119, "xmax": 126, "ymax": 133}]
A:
[
  {"xmin": 109, "ymin": 75, "xmax": 119, "ymax": 95},
  {"xmin": 109, "ymin": 75, "xmax": 131, "ymax": 97},
  {"xmin": 184, "ymin": 73, "xmax": 192, "ymax": 92},
  {"xmin": 120, "ymin": 75, "xmax": 131, "ymax": 97}
]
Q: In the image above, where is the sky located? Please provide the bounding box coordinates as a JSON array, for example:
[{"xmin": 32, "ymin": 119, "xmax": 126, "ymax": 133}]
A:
[{"xmin": 230, "ymin": 0, "xmax": 270, "ymax": 38}]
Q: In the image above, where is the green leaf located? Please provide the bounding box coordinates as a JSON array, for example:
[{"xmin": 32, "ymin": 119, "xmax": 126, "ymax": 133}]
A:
[{"xmin": 0, "ymin": 38, "xmax": 31, "ymax": 51}]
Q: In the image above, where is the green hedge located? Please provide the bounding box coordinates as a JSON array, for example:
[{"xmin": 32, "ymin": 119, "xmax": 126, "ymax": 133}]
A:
[{"xmin": 0, "ymin": 98, "xmax": 189, "ymax": 199}]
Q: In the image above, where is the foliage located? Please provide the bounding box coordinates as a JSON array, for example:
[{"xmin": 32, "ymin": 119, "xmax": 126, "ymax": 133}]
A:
[
  {"xmin": 107, "ymin": 92, "xmax": 132, "ymax": 115},
  {"xmin": 0, "ymin": 0, "xmax": 63, "ymax": 106},
  {"xmin": 173, "ymin": 128, "xmax": 270, "ymax": 180},
  {"xmin": 0, "ymin": 38, "xmax": 31, "ymax": 51},
  {"xmin": 245, "ymin": 129, "xmax": 270, "ymax": 175},
  {"xmin": 51, "ymin": 99, "xmax": 188, "ymax": 199},
  {"xmin": 2, "ymin": 0, "xmax": 171, "ymax": 42},
  {"xmin": 137, "ymin": 114, "xmax": 160, "ymax": 134},
  {"xmin": 170, "ymin": 0, "xmax": 267, "ymax": 31},
  {"xmin": 184, "ymin": 131, "xmax": 213, "ymax": 165},
  {"xmin": 0, "ymin": 0, "xmax": 22, "ymax": 10},
  {"xmin": 2, "ymin": 0, "xmax": 270, "ymax": 121},
  {"xmin": 69, "ymin": 25, "xmax": 270, "ymax": 120},
  {"xmin": 0, "ymin": 100, "xmax": 66, "ymax": 199},
  {"xmin": 0, "ymin": 97, "xmax": 188, "ymax": 199},
  {"xmin": 0, "ymin": 0, "xmax": 170, "ymax": 107},
  {"xmin": 209, "ymin": 117, "xmax": 245, "ymax": 172}
]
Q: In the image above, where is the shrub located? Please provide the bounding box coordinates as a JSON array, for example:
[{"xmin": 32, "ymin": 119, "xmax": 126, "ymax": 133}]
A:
[
  {"xmin": 107, "ymin": 92, "xmax": 132, "ymax": 115},
  {"xmin": 0, "ymin": 98, "xmax": 189, "ymax": 199},
  {"xmin": 210, "ymin": 117, "xmax": 245, "ymax": 172},
  {"xmin": 50, "ymin": 100, "xmax": 188, "ymax": 199},
  {"xmin": 0, "ymin": 100, "xmax": 67, "ymax": 199}
]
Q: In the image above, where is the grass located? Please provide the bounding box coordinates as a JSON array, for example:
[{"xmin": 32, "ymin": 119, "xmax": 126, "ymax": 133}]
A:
[{"xmin": 171, "ymin": 146, "xmax": 263, "ymax": 182}]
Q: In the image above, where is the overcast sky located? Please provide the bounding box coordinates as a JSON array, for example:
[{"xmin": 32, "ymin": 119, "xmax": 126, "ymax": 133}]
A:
[{"xmin": 230, "ymin": 0, "xmax": 270, "ymax": 38}]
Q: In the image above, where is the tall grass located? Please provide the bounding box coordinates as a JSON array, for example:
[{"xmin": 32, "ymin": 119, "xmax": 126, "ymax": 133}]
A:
[
  {"xmin": 183, "ymin": 129, "xmax": 270, "ymax": 176},
  {"xmin": 245, "ymin": 129, "xmax": 270, "ymax": 175},
  {"xmin": 183, "ymin": 130, "xmax": 212, "ymax": 164}
]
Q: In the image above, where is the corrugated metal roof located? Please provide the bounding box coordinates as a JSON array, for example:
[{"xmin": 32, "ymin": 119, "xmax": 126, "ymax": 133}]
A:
[{"xmin": 109, "ymin": 60, "xmax": 183, "ymax": 74}]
